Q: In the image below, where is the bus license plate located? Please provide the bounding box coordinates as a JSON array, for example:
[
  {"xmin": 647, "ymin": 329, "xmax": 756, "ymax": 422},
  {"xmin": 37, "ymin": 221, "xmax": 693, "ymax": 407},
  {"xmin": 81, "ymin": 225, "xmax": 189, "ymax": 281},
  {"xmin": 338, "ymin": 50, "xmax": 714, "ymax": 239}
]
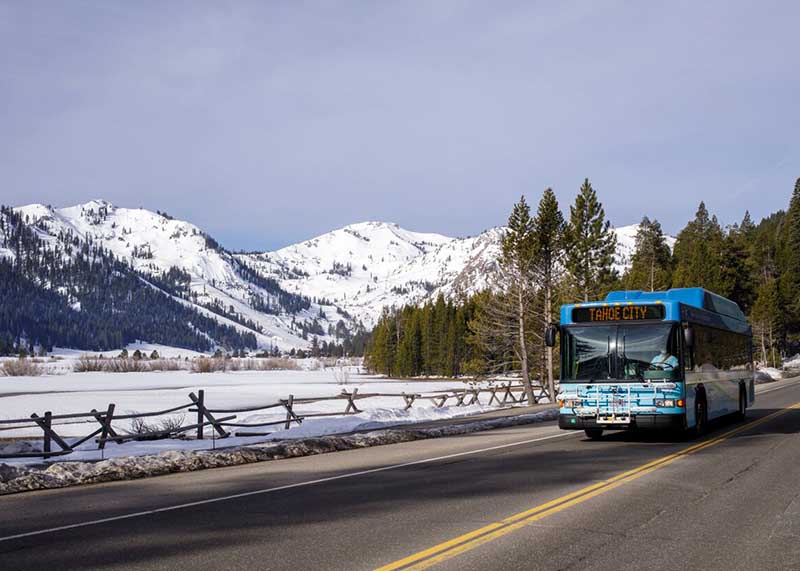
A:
[{"xmin": 599, "ymin": 416, "xmax": 630, "ymax": 424}]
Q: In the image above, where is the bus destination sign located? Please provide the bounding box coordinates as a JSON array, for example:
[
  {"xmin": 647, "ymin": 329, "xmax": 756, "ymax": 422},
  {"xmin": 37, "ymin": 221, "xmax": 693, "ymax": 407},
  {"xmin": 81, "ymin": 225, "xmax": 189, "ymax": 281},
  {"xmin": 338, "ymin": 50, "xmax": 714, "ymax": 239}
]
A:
[{"xmin": 572, "ymin": 304, "xmax": 665, "ymax": 323}]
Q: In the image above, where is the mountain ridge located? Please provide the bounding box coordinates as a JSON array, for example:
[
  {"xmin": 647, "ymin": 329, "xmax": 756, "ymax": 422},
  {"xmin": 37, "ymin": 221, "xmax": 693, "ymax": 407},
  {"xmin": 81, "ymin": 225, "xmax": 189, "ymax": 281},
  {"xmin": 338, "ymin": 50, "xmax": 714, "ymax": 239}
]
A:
[{"xmin": 4, "ymin": 199, "xmax": 666, "ymax": 352}]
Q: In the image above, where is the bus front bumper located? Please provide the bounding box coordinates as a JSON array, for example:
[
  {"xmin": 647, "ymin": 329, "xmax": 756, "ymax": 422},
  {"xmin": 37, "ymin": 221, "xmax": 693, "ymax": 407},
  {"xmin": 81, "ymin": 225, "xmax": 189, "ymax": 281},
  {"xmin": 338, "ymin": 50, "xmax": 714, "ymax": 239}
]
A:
[{"xmin": 559, "ymin": 413, "xmax": 685, "ymax": 431}]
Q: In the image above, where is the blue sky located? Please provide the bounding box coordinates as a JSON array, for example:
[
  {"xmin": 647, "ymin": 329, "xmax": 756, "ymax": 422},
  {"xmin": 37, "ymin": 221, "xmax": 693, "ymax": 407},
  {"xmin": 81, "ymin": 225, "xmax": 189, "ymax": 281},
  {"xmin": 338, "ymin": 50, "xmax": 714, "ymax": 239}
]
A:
[{"xmin": 1, "ymin": 1, "xmax": 798, "ymax": 250}]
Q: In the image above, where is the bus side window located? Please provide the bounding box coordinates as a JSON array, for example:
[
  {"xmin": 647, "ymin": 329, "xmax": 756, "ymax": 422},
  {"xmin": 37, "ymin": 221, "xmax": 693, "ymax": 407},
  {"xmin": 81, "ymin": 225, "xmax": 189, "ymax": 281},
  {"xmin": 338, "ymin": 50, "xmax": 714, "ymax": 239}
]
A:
[{"xmin": 683, "ymin": 327, "xmax": 694, "ymax": 371}]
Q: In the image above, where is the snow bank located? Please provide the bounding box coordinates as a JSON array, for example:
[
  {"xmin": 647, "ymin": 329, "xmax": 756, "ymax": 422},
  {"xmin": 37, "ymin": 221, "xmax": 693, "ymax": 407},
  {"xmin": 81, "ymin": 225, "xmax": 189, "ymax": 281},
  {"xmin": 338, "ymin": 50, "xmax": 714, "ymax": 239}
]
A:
[
  {"xmin": 0, "ymin": 409, "xmax": 557, "ymax": 495},
  {"xmin": 783, "ymin": 354, "xmax": 800, "ymax": 370},
  {"xmin": 756, "ymin": 367, "xmax": 782, "ymax": 383}
]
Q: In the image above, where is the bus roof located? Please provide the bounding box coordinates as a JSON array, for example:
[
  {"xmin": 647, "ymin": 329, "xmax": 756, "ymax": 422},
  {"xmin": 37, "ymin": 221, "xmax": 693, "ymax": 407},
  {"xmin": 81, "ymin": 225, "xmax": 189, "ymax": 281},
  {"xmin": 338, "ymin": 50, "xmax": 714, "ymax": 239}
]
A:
[{"xmin": 560, "ymin": 287, "xmax": 749, "ymax": 329}]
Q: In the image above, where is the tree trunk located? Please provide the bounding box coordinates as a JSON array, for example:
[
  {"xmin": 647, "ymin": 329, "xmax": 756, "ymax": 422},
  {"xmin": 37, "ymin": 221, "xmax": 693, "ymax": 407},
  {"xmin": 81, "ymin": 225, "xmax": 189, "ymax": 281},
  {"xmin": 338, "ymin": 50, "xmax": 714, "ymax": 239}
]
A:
[
  {"xmin": 396, "ymin": 317, "xmax": 401, "ymax": 346},
  {"xmin": 768, "ymin": 321, "xmax": 776, "ymax": 368},
  {"xmin": 518, "ymin": 287, "xmax": 534, "ymax": 405},
  {"xmin": 545, "ymin": 285, "xmax": 556, "ymax": 401}
]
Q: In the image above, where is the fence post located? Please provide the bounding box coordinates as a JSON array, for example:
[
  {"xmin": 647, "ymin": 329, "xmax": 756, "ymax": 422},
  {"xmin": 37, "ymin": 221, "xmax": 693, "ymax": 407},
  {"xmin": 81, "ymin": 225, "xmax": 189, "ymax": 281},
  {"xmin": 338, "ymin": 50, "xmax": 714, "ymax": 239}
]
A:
[
  {"xmin": 284, "ymin": 394, "xmax": 294, "ymax": 430},
  {"xmin": 30, "ymin": 411, "xmax": 71, "ymax": 456},
  {"xmin": 196, "ymin": 390, "xmax": 205, "ymax": 440},
  {"xmin": 97, "ymin": 403, "xmax": 118, "ymax": 449},
  {"xmin": 344, "ymin": 388, "xmax": 360, "ymax": 414},
  {"xmin": 43, "ymin": 411, "xmax": 52, "ymax": 454},
  {"xmin": 189, "ymin": 390, "xmax": 228, "ymax": 438}
]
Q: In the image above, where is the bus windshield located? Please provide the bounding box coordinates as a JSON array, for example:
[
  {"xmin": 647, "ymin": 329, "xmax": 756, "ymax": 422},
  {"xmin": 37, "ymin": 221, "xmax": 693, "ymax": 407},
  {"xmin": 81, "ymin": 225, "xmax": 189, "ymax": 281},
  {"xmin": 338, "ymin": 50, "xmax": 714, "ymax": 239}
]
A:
[{"xmin": 563, "ymin": 323, "xmax": 680, "ymax": 381}]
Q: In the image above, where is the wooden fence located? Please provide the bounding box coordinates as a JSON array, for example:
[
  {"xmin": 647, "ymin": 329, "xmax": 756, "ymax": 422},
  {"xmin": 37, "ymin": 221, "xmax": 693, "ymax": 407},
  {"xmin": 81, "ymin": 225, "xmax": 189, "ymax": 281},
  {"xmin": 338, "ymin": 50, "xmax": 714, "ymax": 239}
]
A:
[{"xmin": 0, "ymin": 382, "xmax": 535, "ymax": 459}]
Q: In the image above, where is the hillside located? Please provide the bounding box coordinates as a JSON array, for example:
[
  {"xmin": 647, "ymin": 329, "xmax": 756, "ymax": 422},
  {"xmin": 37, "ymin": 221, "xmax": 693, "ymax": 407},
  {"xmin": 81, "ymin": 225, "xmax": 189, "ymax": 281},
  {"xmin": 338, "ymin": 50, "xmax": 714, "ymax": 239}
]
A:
[{"xmin": 2, "ymin": 200, "xmax": 659, "ymax": 353}]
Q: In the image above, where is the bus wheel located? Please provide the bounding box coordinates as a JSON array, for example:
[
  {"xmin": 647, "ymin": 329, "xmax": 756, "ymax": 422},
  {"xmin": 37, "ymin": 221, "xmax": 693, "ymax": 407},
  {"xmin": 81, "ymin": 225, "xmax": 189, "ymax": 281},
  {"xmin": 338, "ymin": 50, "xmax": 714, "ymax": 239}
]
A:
[
  {"xmin": 736, "ymin": 387, "xmax": 747, "ymax": 420},
  {"xmin": 695, "ymin": 400, "xmax": 708, "ymax": 436},
  {"xmin": 584, "ymin": 428, "xmax": 604, "ymax": 440}
]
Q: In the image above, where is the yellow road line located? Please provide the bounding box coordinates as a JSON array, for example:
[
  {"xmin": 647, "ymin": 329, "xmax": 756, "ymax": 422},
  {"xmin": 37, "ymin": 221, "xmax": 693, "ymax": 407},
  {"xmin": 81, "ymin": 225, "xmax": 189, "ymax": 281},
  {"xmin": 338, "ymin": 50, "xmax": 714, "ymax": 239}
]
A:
[{"xmin": 375, "ymin": 403, "xmax": 800, "ymax": 571}]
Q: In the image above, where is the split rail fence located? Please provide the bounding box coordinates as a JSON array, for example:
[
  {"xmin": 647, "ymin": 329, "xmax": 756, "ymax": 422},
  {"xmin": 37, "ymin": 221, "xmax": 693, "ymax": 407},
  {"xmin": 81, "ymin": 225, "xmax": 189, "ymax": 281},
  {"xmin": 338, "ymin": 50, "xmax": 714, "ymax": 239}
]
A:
[{"xmin": 0, "ymin": 382, "xmax": 535, "ymax": 459}]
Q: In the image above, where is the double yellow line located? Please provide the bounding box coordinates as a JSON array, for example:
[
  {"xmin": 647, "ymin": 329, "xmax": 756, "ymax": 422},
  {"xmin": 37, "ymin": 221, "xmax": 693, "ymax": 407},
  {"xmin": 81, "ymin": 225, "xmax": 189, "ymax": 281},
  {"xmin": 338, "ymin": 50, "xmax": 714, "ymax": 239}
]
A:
[{"xmin": 376, "ymin": 402, "xmax": 800, "ymax": 571}]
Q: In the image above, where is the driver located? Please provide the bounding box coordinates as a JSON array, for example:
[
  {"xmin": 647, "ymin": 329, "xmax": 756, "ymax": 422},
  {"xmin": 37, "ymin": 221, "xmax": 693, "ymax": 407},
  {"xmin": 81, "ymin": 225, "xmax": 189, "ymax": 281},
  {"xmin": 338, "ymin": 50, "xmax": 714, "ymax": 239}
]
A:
[{"xmin": 651, "ymin": 349, "xmax": 679, "ymax": 370}]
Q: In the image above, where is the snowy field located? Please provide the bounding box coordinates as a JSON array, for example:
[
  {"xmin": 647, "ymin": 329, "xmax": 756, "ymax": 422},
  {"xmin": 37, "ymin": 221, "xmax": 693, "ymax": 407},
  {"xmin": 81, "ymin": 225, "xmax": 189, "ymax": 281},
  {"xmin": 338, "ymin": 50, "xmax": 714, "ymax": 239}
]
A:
[{"xmin": 0, "ymin": 353, "xmax": 524, "ymax": 464}]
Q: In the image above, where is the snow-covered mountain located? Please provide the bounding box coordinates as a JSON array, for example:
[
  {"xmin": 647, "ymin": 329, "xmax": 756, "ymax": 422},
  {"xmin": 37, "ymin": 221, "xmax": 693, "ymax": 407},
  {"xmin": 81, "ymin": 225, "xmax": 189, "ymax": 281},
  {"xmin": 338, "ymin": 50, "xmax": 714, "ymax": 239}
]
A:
[
  {"xmin": 6, "ymin": 199, "xmax": 669, "ymax": 351},
  {"xmin": 238, "ymin": 223, "xmax": 504, "ymax": 329},
  {"xmin": 11, "ymin": 200, "xmax": 318, "ymax": 350}
]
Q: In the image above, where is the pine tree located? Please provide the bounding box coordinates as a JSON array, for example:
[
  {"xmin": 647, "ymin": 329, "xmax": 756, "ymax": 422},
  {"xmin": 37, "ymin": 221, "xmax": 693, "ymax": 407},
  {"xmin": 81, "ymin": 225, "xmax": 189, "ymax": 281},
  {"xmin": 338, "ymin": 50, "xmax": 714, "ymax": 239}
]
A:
[
  {"xmin": 430, "ymin": 295, "xmax": 447, "ymax": 374},
  {"xmin": 779, "ymin": 177, "xmax": 800, "ymax": 328},
  {"xmin": 751, "ymin": 277, "xmax": 783, "ymax": 367},
  {"xmin": 471, "ymin": 196, "xmax": 538, "ymax": 404},
  {"xmin": 501, "ymin": 195, "xmax": 535, "ymax": 263},
  {"xmin": 565, "ymin": 179, "xmax": 617, "ymax": 301},
  {"xmin": 365, "ymin": 309, "xmax": 396, "ymax": 375},
  {"xmin": 395, "ymin": 309, "xmax": 422, "ymax": 377},
  {"xmin": 720, "ymin": 216, "xmax": 756, "ymax": 313},
  {"xmin": 531, "ymin": 188, "xmax": 566, "ymax": 400},
  {"xmin": 672, "ymin": 202, "xmax": 727, "ymax": 294},
  {"xmin": 624, "ymin": 217, "xmax": 672, "ymax": 292}
]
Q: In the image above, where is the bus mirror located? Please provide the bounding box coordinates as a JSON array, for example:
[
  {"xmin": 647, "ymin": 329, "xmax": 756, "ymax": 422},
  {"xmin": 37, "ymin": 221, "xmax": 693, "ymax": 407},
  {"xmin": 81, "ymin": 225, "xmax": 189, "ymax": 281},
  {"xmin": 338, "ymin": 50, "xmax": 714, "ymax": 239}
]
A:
[
  {"xmin": 684, "ymin": 326, "xmax": 694, "ymax": 348},
  {"xmin": 545, "ymin": 323, "xmax": 558, "ymax": 348}
]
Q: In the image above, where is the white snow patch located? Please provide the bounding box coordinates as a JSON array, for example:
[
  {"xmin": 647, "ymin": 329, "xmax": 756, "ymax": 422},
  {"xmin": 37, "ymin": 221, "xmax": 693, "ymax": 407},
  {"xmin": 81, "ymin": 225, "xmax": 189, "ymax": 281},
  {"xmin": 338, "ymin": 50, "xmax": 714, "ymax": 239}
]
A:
[
  {"xmin": 758, "ymin": 367, "xmax": 783, "ymax": 381},
  {"xmin": 782, "ymin": 354, "xmax": 800, "ymax": 370}
]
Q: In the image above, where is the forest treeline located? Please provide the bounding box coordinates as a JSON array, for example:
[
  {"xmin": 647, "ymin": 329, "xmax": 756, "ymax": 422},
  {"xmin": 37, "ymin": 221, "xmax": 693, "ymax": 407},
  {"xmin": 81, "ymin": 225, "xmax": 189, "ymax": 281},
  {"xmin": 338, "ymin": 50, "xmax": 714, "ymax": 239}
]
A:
[{"xmin": 365, "ymin": 178, "xmax": 800, "ymax": 402}]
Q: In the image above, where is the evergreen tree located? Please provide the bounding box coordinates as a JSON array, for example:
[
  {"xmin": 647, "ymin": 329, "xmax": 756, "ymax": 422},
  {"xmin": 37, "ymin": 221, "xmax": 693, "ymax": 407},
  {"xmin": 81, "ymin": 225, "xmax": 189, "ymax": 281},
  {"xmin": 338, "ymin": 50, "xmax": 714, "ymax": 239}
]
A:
[
  {"xmin": 623, "ymin": 216, "xmax": 672, "ymax": 292},
  {"xmin": 395, "ymin": 309, "xmax": 423, "ymax": 377},
  {"xmin": 751, "ymin": 277, "xmax": 783, "ymax": 367},
  {"xmin": 531, "ymin": 188, "xmax": 566, "ymax": 400},
  {"xmin": 720, "ymin": 216, "xmax": 757, "ymax": 313},
  {"xmin": 366, "ymin": 309, "xmax": 396, "ymax": 375},
  {"xmin": 565, "ymin": 179, "xmax": 617, "ymax": 301},
  {"xmin": 672, "ymin": 202, "xmax": 728, "ymax": 294},
  {"xmin": 501, "ymin": 195, "xmax": 536, "ymax": 263},
  {"xmin": 779, "ymin": 177, "xmax": 800, "ymax": 328},
  {"xmin": 365, "ymin": 298, "xmax": 478, "ymax": 378},
  {"xmin": 472, "ymin": 196, "xmax": 539, "ymax": 404}
]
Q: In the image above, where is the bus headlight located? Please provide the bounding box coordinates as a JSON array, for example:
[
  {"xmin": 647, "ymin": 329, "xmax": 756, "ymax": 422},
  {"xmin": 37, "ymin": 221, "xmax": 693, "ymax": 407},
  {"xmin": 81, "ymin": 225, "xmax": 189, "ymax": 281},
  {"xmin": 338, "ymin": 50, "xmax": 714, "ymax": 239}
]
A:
[
  {"xmin": 560, "ymin": 399, "xmax": 582, "ymax": 408},
  {"xmin": 655, "ymin": 399, "xmax": 676, "ymax": 407}
]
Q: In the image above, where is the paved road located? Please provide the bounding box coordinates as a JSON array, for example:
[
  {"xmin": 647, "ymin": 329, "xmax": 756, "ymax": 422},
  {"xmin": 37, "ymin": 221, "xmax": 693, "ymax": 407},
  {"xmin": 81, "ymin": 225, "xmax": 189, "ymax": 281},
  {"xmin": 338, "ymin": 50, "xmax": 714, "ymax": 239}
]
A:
[{"xmin": 1, "ymin": 379, "xmax": 799, "ymax": 571}]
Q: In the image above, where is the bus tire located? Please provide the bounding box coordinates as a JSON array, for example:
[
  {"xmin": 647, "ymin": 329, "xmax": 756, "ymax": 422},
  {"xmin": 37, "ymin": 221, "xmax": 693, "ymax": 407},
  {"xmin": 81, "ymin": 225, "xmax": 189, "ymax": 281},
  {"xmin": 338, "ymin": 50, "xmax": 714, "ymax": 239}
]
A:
[
  {"xmin": 584, "ymin": 428, "xmax": 604, "ymax": 440},
  {"xmin": 736, "ymin": 386, "xmax": 747, "ymax": 420},
  {"xmin": 695, "ymin": 399, "xmax": 708, "ymax": 436}
]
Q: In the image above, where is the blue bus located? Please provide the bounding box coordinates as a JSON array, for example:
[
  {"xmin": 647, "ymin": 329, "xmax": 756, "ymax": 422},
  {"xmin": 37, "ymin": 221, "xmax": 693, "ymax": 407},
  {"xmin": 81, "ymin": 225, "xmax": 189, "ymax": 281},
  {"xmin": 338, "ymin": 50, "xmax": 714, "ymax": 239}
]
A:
[{"xmin": 546, "ymin": 288, "xmax": 754, "ymax": 439}]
